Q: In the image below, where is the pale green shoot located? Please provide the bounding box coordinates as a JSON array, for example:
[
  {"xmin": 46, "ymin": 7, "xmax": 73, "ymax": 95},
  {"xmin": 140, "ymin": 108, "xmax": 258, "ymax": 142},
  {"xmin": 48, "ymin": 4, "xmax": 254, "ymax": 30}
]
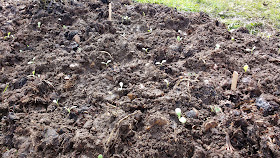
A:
[
  {"xmin": 215, "ymin": 44, "xmax": 220, "ymax": 50},
  {"xmin": 38, "ymin": 22, "xmax": 41, "ymax": 28},
  {"xmin": 177, "ymin": 36, "xmax": 182, "ymax": 42},
  {"xmin": 101, "ymin": 60, "xmax": 111, "ymax": 67},
  {"xmin": 142, "ymin": 48, "xmax": 148, "ymax": 53},
  {"xmin": 243, "ymin": 64, "xmax": 249, "ymax": 72},
  {"xmin": 210, "ymin": 105, "xmax": 222, "ymax": 113},
  {"xmin": 164, "ymin": 79, "xmax": 169, "ymax": 88},
  {"xmin": 118, "ymin": 82, "xmax": 124, "ymax": 91},
  {"xmin": 64, "ymin": 106, "xmax": 77, "ymax": 114},
  {"xmin": 175, "ymin": 108, "xmax": 181, "ymax": 118},
  {"xmin": 28, "ymin": 57, "xmax": 36, "ymax": 64},
  {"xmin": 53, "ymin": 99, "xmax": 59, "ymax": 106},
  {"xmin": 2, "ymin": 83, "xmax": 9, "ymax": 94},
  {"xmin": 245, "ymin": 46, "xmax": 256, "ymax": 54},
  {"xmin": 155, "ymin": 60, "xmax": 166, "ymax": 66}
]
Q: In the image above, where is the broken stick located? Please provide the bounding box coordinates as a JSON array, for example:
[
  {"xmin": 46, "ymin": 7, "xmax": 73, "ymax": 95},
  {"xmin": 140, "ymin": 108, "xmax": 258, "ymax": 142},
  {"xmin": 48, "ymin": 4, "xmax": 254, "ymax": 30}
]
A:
[{"xmin": 231, "ymin": 71, "xmax": 238, "ymax": 91}]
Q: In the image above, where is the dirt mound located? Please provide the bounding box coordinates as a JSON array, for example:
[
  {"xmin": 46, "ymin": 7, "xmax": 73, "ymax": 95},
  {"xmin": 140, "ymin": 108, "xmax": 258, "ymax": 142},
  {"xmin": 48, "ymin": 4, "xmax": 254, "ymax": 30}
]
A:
[{"xmin": 0, "ymin": 0, "xmax": 279, "ymax": 157}]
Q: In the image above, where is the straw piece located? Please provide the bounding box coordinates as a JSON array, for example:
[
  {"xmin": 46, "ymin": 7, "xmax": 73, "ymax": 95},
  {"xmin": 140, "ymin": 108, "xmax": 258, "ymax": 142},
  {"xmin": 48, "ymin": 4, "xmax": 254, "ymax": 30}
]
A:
[
  {"xmin": 231, "ymin": 71, "xmax": 238, "ymax": 91},
  {"xmin": 108, "ymin": 3, "xmax": 112, "ymax": 21}
]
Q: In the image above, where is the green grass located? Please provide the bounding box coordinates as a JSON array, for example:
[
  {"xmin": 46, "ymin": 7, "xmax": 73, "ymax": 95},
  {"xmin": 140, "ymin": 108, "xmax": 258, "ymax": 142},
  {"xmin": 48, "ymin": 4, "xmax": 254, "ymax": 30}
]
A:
[{"xmin": 134, "ymin": 0, "xmax": 280, "ymax": 35}]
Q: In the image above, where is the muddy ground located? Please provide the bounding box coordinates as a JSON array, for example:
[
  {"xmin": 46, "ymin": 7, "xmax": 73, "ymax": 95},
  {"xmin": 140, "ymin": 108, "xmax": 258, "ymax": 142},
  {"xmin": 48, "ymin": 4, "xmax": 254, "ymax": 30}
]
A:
[{"xmin": 0, "ymin": 0, "xmax": 279, "ymax": 157}]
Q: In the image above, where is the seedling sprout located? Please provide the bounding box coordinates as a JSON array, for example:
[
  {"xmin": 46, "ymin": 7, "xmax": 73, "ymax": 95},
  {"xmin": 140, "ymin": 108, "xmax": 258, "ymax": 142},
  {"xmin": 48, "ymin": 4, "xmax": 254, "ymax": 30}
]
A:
[
  {"xmin": 175, "ymin": 108, "xmax": 181, "ymax": 118},
  {"xmin": 28, "ymin": 57, "xmax": 35, "ymax": 64},
  {"xmin": 175, "ymin": 108, "xmax": 187, "ymax": 124},
  {"xmin": 210, "ymin": 105, "xmax": 222, "ymax": 113},
  {"xmin": 245, "ymin": 46, "xmax": 256, "ymax": 54},
  {"xmin": 164, "ymin": 79, "xmax": 169, "ymax": 88},
  {"xmin": 98, "ymin": 154, "xmax": 103, "ymax": 158},
  {"xmin": 243, "ymin": 64, "xmax": 249, "ymax": 72},
  {"xmin": 148, "ymin": 28, "xmax": 152, "ymax": 33},
  {"xmin": 38, "ymin": 22, "xmax": 41, "ymax": 28},
  {"xmin": 118, "ymin": 82, "xmax": 123, "ymax": 91},
  {"xmin": 2, "ymin": 83, "xmax": 9, "ymax": 94},
  {"xmin": 101, "ymin": 60, "xmax": 111, "ymax": 67},
  {"xmin": 64, "ymin": 106, "xmax": 77, "ymax": 114},
  {"xmin": 53, "ymin": 99, "xmax": 59, "ymax": 106},
  {"xmin": 179, "ymin": 117, "xmax": 187, "ymax": 124},
  {"xmin": 142, "ymin": 48, "xmax": 148, "ymax": 53},
  {"xmin": 215, "ymin": 44, "xmax": 220, "ymax": 50},
  {"xmin": 177, "ymin": 36, "xmax": 182, "ymax": 42},
  {"xmin": 123, "ymin": 16, "xmax": 130, "ymax": 21},
  {"xmin": 155, "ymin": 60, "xmax": 166, "ymax": 66},
  {"xmin": 4, "ymin": 32, "xmax": 13, "ymax": 39}
]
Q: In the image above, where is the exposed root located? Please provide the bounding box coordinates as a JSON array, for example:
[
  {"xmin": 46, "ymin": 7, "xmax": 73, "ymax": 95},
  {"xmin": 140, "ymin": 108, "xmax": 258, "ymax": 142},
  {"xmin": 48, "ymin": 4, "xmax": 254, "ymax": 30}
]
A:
[
  {"xmin": 225, "ymin": 132, "xmax": 235, "ymax": 152},
  {"xmin": 104, "ymin": 110, "xmax": 140, "ymax": 154}
]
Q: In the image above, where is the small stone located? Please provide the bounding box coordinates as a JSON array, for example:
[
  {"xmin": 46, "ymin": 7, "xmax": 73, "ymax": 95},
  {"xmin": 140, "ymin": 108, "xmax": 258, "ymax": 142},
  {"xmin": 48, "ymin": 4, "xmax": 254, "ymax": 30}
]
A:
[
  {"xmin": 90, "ymin": 61, "xmax": 95, "ymax": 68},
  {"xmin": 127, "ymin": 93, "xmax": 137, "ymax": 100},
  {"xmin": 144, "ymin": 89, "xmax": 164, "ymax": 98},
  {"xmin": 69, "ymin": 63, "xmax": 80, "ymax": 69},
  {"xmin": 255, "ymin": 97, "xmax": 278, "ymax": 116},
  {"xmin": 185, "ymin": 108, "xmax": 199, "ymax": 118},
  {"xmin": 83, "ymin": 120, "xmax": 93, "ymax": 129},
  {"xmin": 8, "ymin": 112, "xmax": 19, "ymax": 121},
  {"xmin": 44, "ymin": 127, "xmax": 59, "ymax": 144},
  {"xmin": 73, "ymin": 34, "xmax": 80, "ymax": 43}
]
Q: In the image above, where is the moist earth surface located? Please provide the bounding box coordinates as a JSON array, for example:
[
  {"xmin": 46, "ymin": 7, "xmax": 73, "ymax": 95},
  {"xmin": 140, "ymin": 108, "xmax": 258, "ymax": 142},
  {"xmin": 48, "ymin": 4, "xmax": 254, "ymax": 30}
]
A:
[{"xmin": 0, "ymin": 0, "xmax": 279, "ymax": 157}]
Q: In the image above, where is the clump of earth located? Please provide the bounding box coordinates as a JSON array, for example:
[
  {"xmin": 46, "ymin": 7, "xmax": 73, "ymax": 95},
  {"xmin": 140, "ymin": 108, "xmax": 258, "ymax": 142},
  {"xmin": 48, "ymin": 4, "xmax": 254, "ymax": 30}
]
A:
[{"xmin": 0, "ymin": 0, "xmax": 279, "ymax": 157}]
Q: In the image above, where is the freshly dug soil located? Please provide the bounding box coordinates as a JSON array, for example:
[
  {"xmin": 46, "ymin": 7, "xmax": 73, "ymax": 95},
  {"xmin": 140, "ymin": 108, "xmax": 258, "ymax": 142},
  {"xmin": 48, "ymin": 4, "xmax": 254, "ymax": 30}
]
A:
[{"xmin": 0, "ymin": 0, "xmax": 279, "ymax": 157}]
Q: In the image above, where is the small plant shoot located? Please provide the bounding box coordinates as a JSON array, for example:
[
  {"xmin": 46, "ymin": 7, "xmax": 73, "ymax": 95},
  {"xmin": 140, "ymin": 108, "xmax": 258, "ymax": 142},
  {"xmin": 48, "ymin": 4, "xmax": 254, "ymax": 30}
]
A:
[
  {"xmin": 179, "ymin": 117, "xmax": 187, "ymax": 124},
  {"xmin": 28, "ymin": 57, "xmax": 36, "ymax": 64},
  {"xmin": 64, "ymin": 106, "xmax": 77, "ymax": 114},
  {"xmin": 118, "ymin": 82, "xmax": 124, "ymax": 91},
  {"xmin": 142, "ymin": 48, "xmax": 148, "ymax": 53},
  {"xmin": 53, "ymin": 99, "xmax": 59, "ymax": 106},
  {"xmin": 4, "ymin": 32, "xmax": 13, "ymax": 39},
  {"xmin": 175, "ymin": 108, "xmax": 181, "ymax": 118},
  {"xmin": 175, "ymin": 108, "xmax": 187, "ymax": 124},
  {"xmin": 155, "ymin": 60, "xmax": 166, "ymax": 66},
  {"xmin": 177, "ymin": 36, "xmax": 182, "ymax": 42},
  {"xmin": 215, "ymin": 44, "xmax": 220, "ymax": 50},
  {"xmin": 245, "ymin": 46, "xmax": 256, "ymax": 54},
  {"xmin": 243, "ymin": 64, "xmax": 249, "ymax": 72},
  {"xmin": 123, "ymin": 16, "xmax": 130, "ymax": 21},
  {"xmin": 38, "ymin": 22, "xmax": 41, "ymax": 28},
  {"xmin": 164, "ymin": 79, "xmax": 169, "ymax": 88},
  {"xmin": 2, "ymin": 83, "xmax": 9, "ymax": 94},
  {"xmin": 98, "ymin": 154, "xmax": 103, "ymax": 158},
  {"xmin": 101, "ymin": 60, "xmax": 111, "ymax": 67},
  {"xmin": 210, "ymin": 105, "xmax": 222, "ymax": 113}
]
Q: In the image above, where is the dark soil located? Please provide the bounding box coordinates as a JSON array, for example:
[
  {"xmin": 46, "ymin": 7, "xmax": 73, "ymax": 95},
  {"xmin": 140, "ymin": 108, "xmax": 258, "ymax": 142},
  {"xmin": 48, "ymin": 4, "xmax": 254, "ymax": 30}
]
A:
[{"xmin": 0, "ymin": 0, "xmax": 280, "ymax": 157}]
